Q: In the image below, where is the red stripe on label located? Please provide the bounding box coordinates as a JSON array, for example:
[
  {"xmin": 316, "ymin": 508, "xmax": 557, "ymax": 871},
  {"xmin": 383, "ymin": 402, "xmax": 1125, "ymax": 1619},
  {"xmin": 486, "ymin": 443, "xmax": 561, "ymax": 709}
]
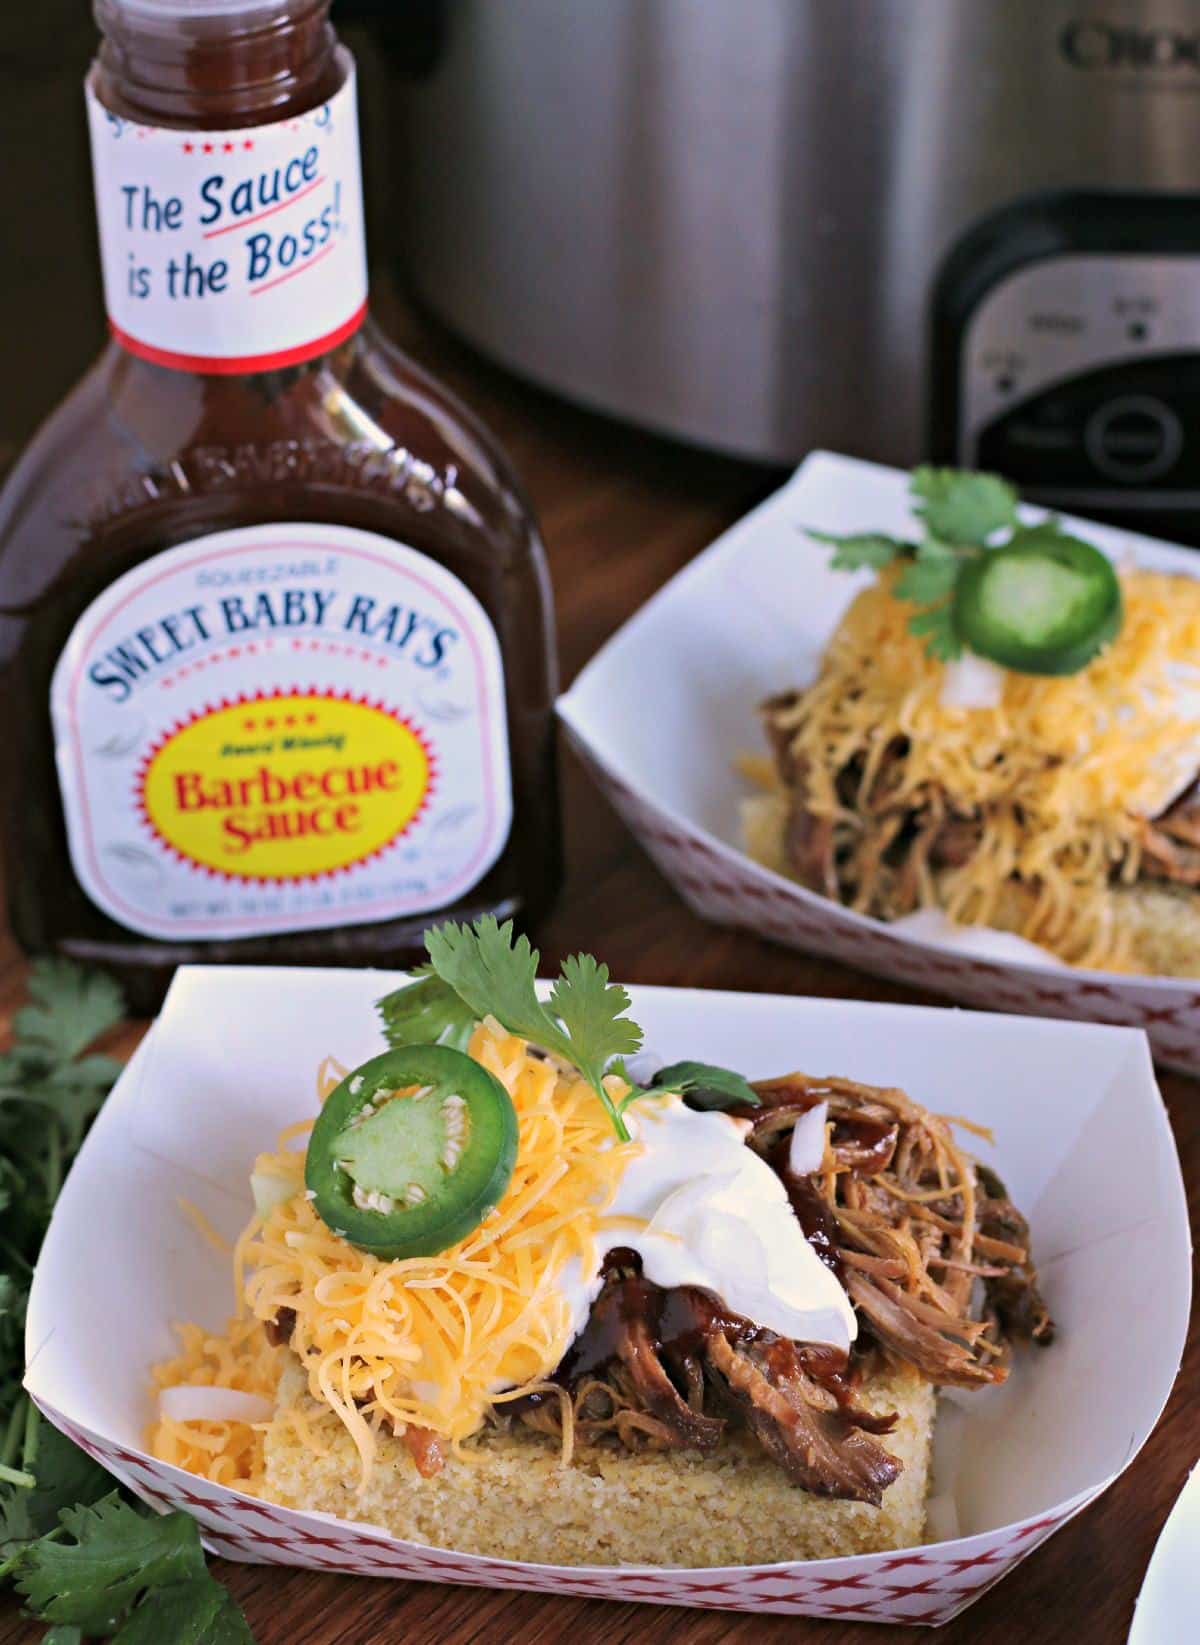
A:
[{"xmin": 107, "ymin": 300, "xmax": 368, "ymax": 374}]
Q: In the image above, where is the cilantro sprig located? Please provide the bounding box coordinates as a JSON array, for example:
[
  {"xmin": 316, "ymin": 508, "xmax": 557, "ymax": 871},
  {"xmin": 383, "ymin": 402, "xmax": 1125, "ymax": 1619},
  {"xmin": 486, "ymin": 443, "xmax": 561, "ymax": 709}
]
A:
[
  {"xmin": 6, "ymin": 1493, "xmax": 251, "ymax": 1642},
  {"xmin": 0, "ymin": 962, "xmax": 127, "ymax": 1513},
  {"xmin": 0, "ymin": 961, "xmax": 256, "ymax": 1643},
  {"xmin": 421, "ymin": 919, "xmax": 643, "ymax": 1140},
  {"xmin": 376, "ymin": 964, "xmax": 478, "ymax": 1054},
  {"xmin": 649, "ymin": 1061, "xmax": 759, "ymax": 1111},
  {"xmin": 378, "ymin": 919, "xmax": 760, "ymax": 1141},
  {"xmin": 809, "ymin": 465, "xmax": 1022, "ymax": 662}
]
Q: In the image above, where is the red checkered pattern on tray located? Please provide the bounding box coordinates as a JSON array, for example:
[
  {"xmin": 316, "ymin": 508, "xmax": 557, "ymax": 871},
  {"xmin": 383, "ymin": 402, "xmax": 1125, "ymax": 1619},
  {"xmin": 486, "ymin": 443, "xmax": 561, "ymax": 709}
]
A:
[
  {"xmin": 37, "ymin": 1406, "xmax": 1084, "ymax": 1626},
  {"xmin": 567, "ymin": 741, "xmax": 1200, "ymax": 1076}
]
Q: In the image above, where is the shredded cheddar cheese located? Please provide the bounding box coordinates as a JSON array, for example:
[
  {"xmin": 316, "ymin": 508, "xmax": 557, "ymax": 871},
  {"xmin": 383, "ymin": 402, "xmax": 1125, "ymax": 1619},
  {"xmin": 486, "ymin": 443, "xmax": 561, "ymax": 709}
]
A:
[
  {"xmin": 149, "ymin": 1022, "xmax": 641, "ymax": 1493},
  {"xmin": 148, "ymin": 1315, "xmax": 281, "ymax": 1491},
  {"xmin": 770, "ymin": 564, "xmax": 1200, "ymax": 970}
]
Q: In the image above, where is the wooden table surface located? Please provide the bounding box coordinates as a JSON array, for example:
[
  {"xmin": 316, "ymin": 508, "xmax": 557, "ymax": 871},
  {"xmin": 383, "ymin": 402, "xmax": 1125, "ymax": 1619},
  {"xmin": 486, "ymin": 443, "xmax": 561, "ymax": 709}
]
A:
[{"xmin": 1, "ymin": 292, "xmax": 1195, "ymax": 1644}]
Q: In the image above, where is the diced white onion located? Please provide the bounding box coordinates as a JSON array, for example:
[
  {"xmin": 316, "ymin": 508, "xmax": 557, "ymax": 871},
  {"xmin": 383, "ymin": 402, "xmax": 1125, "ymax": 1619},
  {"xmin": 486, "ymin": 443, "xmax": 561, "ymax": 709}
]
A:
[
  {"xmin": 250, "ymin": 1168, "xmax": 295, "ymax": 1219},
  {"xmin": 158, "ymin": 1386, "xmax": 274, "ymax": 1425},
  {"xmin": 788, "ymin": 1101, "xmax": 828, "ymax": 1176},
  {"xmin": 939, "ymin": 653, "xmax": 1006, "ymax": 709}
]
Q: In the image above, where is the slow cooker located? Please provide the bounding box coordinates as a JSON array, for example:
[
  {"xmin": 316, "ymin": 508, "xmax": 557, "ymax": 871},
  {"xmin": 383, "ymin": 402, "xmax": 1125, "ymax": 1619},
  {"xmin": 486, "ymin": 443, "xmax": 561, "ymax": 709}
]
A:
[{"xmin": 387, "ymin": 0, "xmax": 1200, "ymax": 539}]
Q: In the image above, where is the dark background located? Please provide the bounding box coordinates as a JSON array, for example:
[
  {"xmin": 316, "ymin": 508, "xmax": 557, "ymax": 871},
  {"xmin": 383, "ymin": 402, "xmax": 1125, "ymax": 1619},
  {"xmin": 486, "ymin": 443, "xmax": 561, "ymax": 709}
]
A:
[{"xmin": 0, "ymin": 2, "xmax": 102, "ymax": 467}]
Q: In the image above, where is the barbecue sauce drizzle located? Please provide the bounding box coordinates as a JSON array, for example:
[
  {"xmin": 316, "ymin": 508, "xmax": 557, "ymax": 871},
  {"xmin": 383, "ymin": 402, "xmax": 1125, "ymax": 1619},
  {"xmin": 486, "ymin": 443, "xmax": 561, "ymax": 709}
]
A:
[
  {"xmin": 769, "ymin": 1138, "xmax": 846, "ymax": 1283},
  {"xmin": 541, "ymin": 1099, "xmax": 912, "ymax": 1426},
  {"xmin": 547, "ymin": 1252, "xmax": 878, "ymax": 1426}
]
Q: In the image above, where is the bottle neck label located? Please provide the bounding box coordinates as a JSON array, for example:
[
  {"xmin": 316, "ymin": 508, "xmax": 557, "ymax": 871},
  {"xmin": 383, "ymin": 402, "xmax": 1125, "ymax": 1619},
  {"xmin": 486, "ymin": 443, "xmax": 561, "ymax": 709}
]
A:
[{"xmin": 84, "ymin": 68, "xmax": 369, "ymax": 373}]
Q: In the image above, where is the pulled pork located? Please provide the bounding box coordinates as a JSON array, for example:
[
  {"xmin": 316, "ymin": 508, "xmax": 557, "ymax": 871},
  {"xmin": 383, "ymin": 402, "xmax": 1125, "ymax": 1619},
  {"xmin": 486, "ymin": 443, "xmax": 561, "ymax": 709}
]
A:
[
  {"xmin": 762, "ymin": 694, "xmax": 984, "ymax": 918},
  {"xmin": 706, "ymin": 1330, "xmax": 900, "ymax": 1505},
  {"xmin": 508, "ymin": 1261, "xmax": 902, "ymax": 1505},
  {"xmin": 501, "ymin": 1070, "xmax": 1051, "ymax": 1503},
  {"xmin": 763, "ymin": 692, "xmax": 1200, "ymax": 911},
  {"xmin": 1140, "ymin": 778, "xmax": 1200, "ymax": 886},
  {"xmin": 745, "ymin": 1073, "xmax": 1053, "ymax": 1381}
]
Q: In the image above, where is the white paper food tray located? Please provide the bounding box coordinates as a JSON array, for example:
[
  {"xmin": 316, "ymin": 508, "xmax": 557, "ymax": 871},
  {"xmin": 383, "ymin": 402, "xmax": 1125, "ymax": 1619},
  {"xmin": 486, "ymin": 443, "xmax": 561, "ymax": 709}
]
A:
[
  {"xmin": 558, "ymin": 450, "xmax": 1200, "ymax": 1074},
  {"xmin": 1128, "ymin": 1464, "xmax": 1200, "ymax": 1644},
  {"xmin": 24, "ymin": 967, "xmax": 1191, "ymax": 1626}
]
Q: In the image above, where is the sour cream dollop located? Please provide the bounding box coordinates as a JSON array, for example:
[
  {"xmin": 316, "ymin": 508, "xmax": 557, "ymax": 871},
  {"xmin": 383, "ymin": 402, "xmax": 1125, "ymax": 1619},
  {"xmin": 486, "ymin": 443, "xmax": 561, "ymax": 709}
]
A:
[{"xmin": 558, "ymin": 1094, "xmax": 856, "ymax": 1354}]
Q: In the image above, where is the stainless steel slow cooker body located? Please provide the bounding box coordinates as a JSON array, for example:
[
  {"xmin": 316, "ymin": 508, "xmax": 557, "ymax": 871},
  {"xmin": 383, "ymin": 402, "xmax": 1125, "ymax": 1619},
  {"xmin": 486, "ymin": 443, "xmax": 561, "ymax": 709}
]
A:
[{"xmin": 399, "ymin": 0, "xmax": 1200, "ymax": 473}]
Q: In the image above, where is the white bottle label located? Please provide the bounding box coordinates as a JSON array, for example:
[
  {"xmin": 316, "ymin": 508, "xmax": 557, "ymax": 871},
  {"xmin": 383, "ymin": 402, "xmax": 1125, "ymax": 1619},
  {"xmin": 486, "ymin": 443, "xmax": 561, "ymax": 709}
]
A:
[
  {"xmin": 50, "ymin": 525, "xmax": 513, "ymax": 941},
  {"xmin": 85, "ymin": 69, "xmax": 368, "ymax": 372}
]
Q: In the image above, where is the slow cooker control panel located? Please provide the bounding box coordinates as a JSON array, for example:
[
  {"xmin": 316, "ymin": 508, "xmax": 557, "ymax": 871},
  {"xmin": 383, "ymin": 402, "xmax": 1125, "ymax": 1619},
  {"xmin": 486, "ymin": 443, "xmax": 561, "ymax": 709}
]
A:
[{"xmin": 958, "ymin": 253, "xmax": 1200, "ymax": 518}]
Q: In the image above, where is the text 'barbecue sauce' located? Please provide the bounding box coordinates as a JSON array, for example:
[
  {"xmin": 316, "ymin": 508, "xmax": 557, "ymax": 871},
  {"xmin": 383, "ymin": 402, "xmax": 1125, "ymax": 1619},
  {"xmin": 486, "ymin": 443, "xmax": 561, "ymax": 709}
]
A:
[{"xmin": 0, "ymin": 0, "xmax": 559, "ymax": 1009}]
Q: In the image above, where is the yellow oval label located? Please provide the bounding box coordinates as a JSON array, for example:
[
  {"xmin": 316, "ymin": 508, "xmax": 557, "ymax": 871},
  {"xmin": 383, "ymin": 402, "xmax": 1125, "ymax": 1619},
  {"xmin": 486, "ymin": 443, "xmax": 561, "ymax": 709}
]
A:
[{"xmin": 137, "ymin": 691, "xmax": 433, "ymax": 881}]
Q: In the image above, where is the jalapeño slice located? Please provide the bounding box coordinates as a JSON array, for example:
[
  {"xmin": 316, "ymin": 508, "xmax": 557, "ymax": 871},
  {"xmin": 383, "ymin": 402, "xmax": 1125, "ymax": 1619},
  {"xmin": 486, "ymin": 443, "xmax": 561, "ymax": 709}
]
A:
[
  {"xmin": 954, "ymin": 530, "xmax": 1122, "ymax": 676},
  {"xmin": 305, "ymin": 1045, "xmax": 518, "ymax": 1259}
]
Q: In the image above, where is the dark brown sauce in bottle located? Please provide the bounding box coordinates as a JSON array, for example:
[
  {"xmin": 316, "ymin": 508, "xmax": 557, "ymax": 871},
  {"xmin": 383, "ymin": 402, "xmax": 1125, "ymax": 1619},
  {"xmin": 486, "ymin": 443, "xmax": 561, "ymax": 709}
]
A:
[{"xmin": 0, "ymin": 0, "xmax": 559, "ymax": 1011}]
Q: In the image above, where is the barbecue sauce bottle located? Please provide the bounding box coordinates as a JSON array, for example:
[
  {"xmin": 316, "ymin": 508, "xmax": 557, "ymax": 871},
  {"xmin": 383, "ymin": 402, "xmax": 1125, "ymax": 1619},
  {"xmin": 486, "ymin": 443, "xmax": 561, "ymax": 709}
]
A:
[{"xmin": 0, "ymin": 0, "xmax": 559, "ymax": 1010}]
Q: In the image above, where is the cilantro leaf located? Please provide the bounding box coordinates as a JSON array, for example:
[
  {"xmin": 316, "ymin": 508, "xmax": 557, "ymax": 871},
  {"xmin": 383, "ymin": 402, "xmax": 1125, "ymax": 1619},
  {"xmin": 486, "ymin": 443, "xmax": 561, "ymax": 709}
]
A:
[
  {"xmin": 909, "ymin": 467, "xmax": 1018, "ymax": 547},
  {"xmin": 908, "ymin": 601, "xmax": 963, "ymax": 662},
  {"xmin": 377, "ymin": 966, "xmax": 477, "ymax": 1053},
  {"xmin": 894, "ymin": 538, "xmax": 960, "ymax": 606},
  {"xmin": 16, "ymin": 1061, "xmax": 127, "ymax": 1158},
  {"xmin": 650, "ymin": 1060, "xmax": 760, "ymax": 1111},
  {"xmin": 425, "ymin": 918, "xmax": 556, "ymax": 1048},
  {"xmin": 11, "ymin": 1494, "xmax": 255, "ymax": 1641},
  {"xmin": 547, "ymin": 955, "xmax": 642, "ymax": 1095},
  {"xmin": 15, "ymin": 1495, "xmax": 205, "ymax": 1628},
  {"xmin": 807, "ymin": 529, "xmax": 906, "ymax": 570},
  {"xmin": 0, "ymin": 1416, "xmax": 111, "ymax": 1558},
  {"xmin": 112, "ymin": 1577, "xmax": 254, "ymax": 1644},
  {"xmin": 0, "ymin": 967, "xmax": 252, "ymax": 1639},
  {"xmin": 424, "ymin": 918, "xmax": 644, "ymax": 1140},
  {"xmin": 13, "ymin": 961, "xmax": 125, "ymax": 1068},
  {"xmin": 0, "ymin": 1274, "xmax": 20, "ymax": 1324},
  {"xmin": 57, "ymin": 1054, "xmax": 126, "ymax": 1091}
]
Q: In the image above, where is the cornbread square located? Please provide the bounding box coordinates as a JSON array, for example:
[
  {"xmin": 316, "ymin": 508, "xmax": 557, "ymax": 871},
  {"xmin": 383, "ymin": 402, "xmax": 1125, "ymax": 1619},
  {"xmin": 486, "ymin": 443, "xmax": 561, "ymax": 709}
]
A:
[{"xmin": 262, "ymin": 1355, "xmax": 934, "ymax": 1566}]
